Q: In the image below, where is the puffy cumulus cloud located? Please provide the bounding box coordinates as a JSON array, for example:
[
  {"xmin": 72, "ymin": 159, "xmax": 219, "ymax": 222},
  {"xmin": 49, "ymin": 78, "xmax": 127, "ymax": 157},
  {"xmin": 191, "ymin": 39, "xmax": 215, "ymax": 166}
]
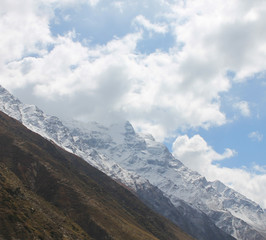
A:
[
  {"xmin": 117, "ymin": 49, "xmax": 227, "ymax": 140},
  {"xmin": 1, "ymin": 0, "xmax": 266, "ymax": 140},
  {"xmin": 172, "ymin": 135, "xmax": 236, "ymax": 172},
  {"xmin": 172, "ymin": 134, "xmax": 266, "ymax": 208},
  {"xmin": 1, "ymin": 32, "xmax": 89, "ymax": 91},
  {"xmin": 1, "ymin": 29, "xmax": 226, "ymax": 140},
  {"xmin": 2, "ymin": 32, "xmax": 138, "ymax": 96},
  {"xmin": 170, "ymin": 0, "xmax": 266, "ymax": 82},
  {"xmin": 0, "ymin": 0, "xmax": 100, "ymax": 64},
  {"xmin": 0, "ymin": 0, "xmax": 52, "ymax": 67}
]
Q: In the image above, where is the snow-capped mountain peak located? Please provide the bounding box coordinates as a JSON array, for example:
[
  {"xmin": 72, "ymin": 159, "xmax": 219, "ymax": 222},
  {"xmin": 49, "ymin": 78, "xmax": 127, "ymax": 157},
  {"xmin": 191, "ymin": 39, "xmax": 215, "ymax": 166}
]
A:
[
  {"xmin": 0, "ymin": 84, "xmax": 265, "ymax": 240},
  {"xmin": 65, "ymin": 117, "xmax": 266, "ymax": 239}
]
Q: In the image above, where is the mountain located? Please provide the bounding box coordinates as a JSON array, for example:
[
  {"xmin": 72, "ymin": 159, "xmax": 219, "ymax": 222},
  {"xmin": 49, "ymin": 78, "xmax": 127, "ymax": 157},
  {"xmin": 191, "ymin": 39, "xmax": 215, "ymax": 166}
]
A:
[
  {"xmin": 0, "ymin": 110, "xmax": 196, "ymax": 240},
  {"xmin": 0, "ymin": 86, "xmax": 236, "ymax": 240},
  {"xmin": 66, "ymin": 120, "xmax": 266, "ymax": 240},
  {"xmin": 1, "ymin": 85, "xmax": 265, "ymax": 239}
]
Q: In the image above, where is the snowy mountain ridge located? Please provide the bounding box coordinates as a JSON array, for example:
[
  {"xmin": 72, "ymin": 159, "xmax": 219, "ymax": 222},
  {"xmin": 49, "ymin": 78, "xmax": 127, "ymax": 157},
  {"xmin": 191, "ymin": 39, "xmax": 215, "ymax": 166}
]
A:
[
  {"xmin": 65, "ymin": 119, "xmax": 266, "ymax": 239},
  {"xmin": 0, "ymin": 86, "xmax": 148, "ymax": 192},
  {"xmin": 0, "ymin": 85, "xmax": 265, "ymax": 240}
]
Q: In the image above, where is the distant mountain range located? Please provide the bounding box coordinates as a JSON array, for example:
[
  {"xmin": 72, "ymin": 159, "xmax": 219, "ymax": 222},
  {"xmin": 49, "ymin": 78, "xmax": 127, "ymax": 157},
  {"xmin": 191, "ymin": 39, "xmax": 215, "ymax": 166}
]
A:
[{"xmin": 1, "ymin": 85, "xmax": 266, "ymax": 240}]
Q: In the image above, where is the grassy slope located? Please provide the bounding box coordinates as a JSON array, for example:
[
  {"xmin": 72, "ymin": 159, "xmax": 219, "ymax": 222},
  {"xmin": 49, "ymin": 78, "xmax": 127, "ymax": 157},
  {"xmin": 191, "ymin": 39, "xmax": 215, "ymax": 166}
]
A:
[
  {"xmin": 0, "ymin": 111, "xmax": 195, "ymax": 240},
  {"xmin": 0, "ymin": 162, "xmax": 91, "ymax": 240}
]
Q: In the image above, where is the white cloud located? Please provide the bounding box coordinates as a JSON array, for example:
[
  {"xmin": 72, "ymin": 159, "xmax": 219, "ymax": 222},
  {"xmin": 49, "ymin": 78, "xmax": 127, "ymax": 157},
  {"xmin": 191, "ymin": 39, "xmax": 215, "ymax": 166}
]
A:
[
  {"xmin": 1, "ymin": 29, "xmax": 227, "ymax": 140},
  {"xmin": 253, "ymin": 164, "xmax": 266, "ymax": 174},
  {"xmin": 172, "ymin": 135, "xmax": 236, "ymax": 172},
  {"xmin": 233, "ymin": 101, "xmax": 251, "ymax": 117},
  {"xmin": 1, "ymin": 0, "xmax": 266, "ymax": 142},
  {"xmin": 134, "ymin": 15, "xmax": 168, "ymax": 34},
  {"xmin": 0, "ymin": 0, "xmax": 53, "ymax": 68},
  {"xmin": 170, "ymin": 0, "xmax": 266, "ymax": 80},
  {"xmin": 248, "ymin": 131, "xmax": 263, "ymax": 142},
  {"xmin": 1, "ymin": 0, "xmax": 266, "ymax": 211},
  {"xmin": 172, "ymin": 134, "xmax": 266, "ymax": 208}
]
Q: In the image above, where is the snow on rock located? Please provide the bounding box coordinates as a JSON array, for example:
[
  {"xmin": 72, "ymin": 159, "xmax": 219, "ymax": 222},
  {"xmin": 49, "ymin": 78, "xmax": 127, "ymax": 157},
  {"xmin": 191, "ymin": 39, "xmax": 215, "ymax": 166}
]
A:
[
  {"xmin": 1, "ymin": 84, "xmax": 266, "ymax": 240},
  {"xmin": 64, "ymin": 117, "xmax": 266, "ymax": 240}
]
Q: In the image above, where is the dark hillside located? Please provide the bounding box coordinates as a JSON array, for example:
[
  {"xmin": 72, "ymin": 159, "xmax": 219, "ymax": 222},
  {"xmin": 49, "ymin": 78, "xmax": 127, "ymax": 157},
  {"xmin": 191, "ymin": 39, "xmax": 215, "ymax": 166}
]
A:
[{"xmin": 0, "ymin": 111, "xmax": 194, "ymax": 240}]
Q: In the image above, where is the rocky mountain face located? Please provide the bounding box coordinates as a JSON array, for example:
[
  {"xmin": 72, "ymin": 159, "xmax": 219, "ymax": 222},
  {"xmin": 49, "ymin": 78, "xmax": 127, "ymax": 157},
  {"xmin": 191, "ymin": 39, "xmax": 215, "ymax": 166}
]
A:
[
  {"xmin": 0, "ymin": 110, "xmax": 195, "ymax": 240},
  {"xmin": 1, "ymin": 84, "xmax": 265, "ymax": 240},
  {"xmin": 66, "ymin": 120, "xmax": 266, "ymax": 240},
  {"xmin": 0, "ymin": 85, "xmax": 234, "ymax": 240}
]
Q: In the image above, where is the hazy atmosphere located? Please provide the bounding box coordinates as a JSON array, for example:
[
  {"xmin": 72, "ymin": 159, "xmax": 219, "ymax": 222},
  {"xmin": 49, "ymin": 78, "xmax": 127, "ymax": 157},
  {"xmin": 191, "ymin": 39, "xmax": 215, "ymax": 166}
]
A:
[{"xmin": 1, "ymin": 0, "xmax": 266, "ymax": 208}]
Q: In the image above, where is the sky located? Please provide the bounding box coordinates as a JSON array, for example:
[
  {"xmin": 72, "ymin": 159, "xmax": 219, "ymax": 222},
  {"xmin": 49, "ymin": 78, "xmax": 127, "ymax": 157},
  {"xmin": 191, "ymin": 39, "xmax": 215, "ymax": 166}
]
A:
[{"xmin": 1, "ymin": 0, "xmax": 266, "ymax": 208}]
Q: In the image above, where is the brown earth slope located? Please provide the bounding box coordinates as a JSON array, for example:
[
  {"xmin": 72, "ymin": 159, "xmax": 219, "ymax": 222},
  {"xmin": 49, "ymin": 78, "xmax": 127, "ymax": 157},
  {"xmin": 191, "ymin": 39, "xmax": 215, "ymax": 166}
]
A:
[{"xmin": 0, "ymin": 111, "xmax": 195, "ymax": 240}]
